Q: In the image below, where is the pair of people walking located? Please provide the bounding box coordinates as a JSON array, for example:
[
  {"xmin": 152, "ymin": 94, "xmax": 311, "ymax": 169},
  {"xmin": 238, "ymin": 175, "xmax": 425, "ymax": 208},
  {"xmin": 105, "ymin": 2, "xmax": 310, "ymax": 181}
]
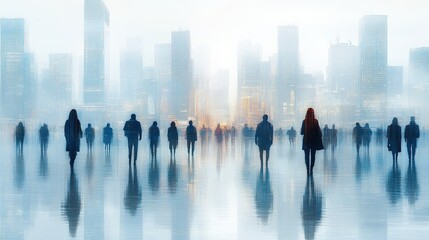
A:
[{"xmin": 387, "ymin": 116, "xmax": 419, "ymax": 161}]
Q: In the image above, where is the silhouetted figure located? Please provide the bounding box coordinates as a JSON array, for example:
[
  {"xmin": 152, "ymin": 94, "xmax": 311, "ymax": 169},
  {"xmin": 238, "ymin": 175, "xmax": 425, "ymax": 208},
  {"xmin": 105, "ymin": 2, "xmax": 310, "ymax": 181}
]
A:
[
  {"xmin": 39, "ymin": 123, "xmax": 49, "ymax": 155},
  {"xmin": 207, "ymin": 127, "xmax": 213, "ymax": 144},
  {"xmin": 301, "ymin": 176, "xmax": 323, "ymax": 240},
  {"xmin": 405, "ymin": 159, "xmax": 419, "ymax": 205},
  {"xmin": 330, "ymin": 124, "xmax": 337, "ymax": 153},
  {"xmin": 230, "ymin": 125, "xmax": 237, "ymax": 146},
  {"xmin": 223, "ymin": 126, "xmax": 230, "ymax": 147},
  {"xmin": 200, "ymin": 125, "xmax": 207, "ymax": 146},
  {"xmin": 404, "ymin": 116, "xmax": 420, "ymax": 161},
  {"xmin": 254, "ymin": 167, "xmax": 273, "ymax": 223},
  {"xmin": 386, "ymin": 160, "xmax": 401, "ymax": 205},
  {"xmin": 15, "ymin": 122, "xmax": 25, "ymax": 154},
  {"xmin": 255, "ymin": 114, "xmax": 274, "ymax": 167},
  {"xmin": 64, "ymin": 109, "xmax": 83, "ymax": 167},
  {"xmin": 376, "ymin": 127, "xmax": 383, "ymax": 145},
  {"xmin": 301, "ymin": 108, "xmax": 323, "ymax": 175},
  {"xmin": 286, "ymin": 127, "xmax": 297, "ymax": 147},
  {"xmin": 387, "ymin": 117, "xmax": 401, "ymax": 161},
  {"xmin": 242, "ymin": 124, "xmax": 251, "ymax": 150},
  {"xmin": 168, "ymin": 121, "xmax": 179, "ymax": 158},
  {"xmin": 62, "ymin": 169, "xmax": 82, "ymax": 237},
  {"xmin": 322, "ymin": 124, "xmax": 330, "ymax": 151},
  {"xmin": 123, "ymin": 114, "xmax": 142, "ymax": 165},
  {"xmin": 84, "ymin": 123, "xmax": 95, "ymax": 152},
  {"xmin": 124, "ymin": 166, "xmax": 142, "ymax": 215},
  {"xmin": 149, "ymin": 121, "xmax": 160, "ymax": 159},
  {"xmin": 275, "ymin": 128, "xmax": 283, "ymax": 144},
  {"xmin": 362, "ymin": 123, "xmax": 372, "ymax": 152},
  {"xmin": 103, "ymin": 123, "xmax": 113, "ymax": 152},
  {"xmin": 215, "ymin": 124, "xmax": 223, "ymax": 145},
  {"xmin": 186, "ymin": 120, "xmax": 197, "ymax": 157},
  {"xmin": 352, "ymin": 122, "xmax": 363, "ymax": 155}
]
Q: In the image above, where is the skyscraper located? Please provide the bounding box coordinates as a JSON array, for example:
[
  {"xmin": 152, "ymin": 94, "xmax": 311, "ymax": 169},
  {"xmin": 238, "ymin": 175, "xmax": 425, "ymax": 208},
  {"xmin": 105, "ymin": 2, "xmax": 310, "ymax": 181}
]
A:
[
  {"xmin": 84, "ymin": 0, "xmax": 109, "ymax": 106},
  {"xmin": 48, "ymin": 53, "xmax": 73, "ymax": 108},
  {"xmin": 409, "ymin": 47, "xmax": 429, "ymax": 121},
  {"xmin": 276, "ymin": 25, "xmax": 299, "ymax": 126},
  {"xmin": 171, "ymin": 31, "xmax": 193, "ymax": 120},
  {"xmin": 387, "ymin": 66, "xmax": 403, "ymax": 97},
  {"xmin": 0, "ymin": 18, "xmax": 30, "ymax": 118},
  {"xmin": 120, "ymin": 39, "xmax": 143, "ymax": 103},
  {"xmin": 359, "ymin": 15, "xmax": 388, "ymax": 122},
  {"xmin": 155, "ymin": 43, "xmax": 171, "ymax": 121}
]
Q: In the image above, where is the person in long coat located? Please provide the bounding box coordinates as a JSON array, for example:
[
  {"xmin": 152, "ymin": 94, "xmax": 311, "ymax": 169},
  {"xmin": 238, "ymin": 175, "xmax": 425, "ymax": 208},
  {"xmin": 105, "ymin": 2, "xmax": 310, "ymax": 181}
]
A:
[
  {"xmin": 64, "ymin": 109, "xmax": 83, "ymax": 167},
  {"xmin": 255, "ymin": 115, "xmax": 274, "ymax": 167},
  {"xmin": 103, "ymin": 123, "xmax": 113, "ymax": 152},
  {"xmin": 387, "ymin": 117, "xmax": 402, "ymax": 161},
  {"xmin": 301, "ymin": 108, "xmax": 324, "ymax": 175},
  {"xmin": 167, "ymin": 121, "xmax": 178, "ymax": 158}
]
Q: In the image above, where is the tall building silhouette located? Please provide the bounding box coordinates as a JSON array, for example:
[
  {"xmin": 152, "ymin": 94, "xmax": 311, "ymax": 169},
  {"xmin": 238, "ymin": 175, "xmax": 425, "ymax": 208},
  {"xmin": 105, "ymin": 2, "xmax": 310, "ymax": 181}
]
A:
[
  {"xmin": 171, "ymin": 31, "xmax": 193, "ymax": 120},
  {"xmin": 84, "ymin": 0, "xmax": 109, "ymax": 106},
  {"xmin": 387, "ymin": 66, "xmax": 403, "ymax": 97},
  {"xmin": 120, "ymin": 39, "xmax": 143, "ymax": 103},
  {"xmin": 359, "ymin": 15, "xmax": 388, "ymax": 122},
  {"xmin": 155, "ymin": 43, "xmax": 171, "ymax": 122},
  {"xmin": 276, "ymin": 25, "xmax": 299, "ymax": 126},
  {"xmin": 48, "ymin": 53, "xmax": 73, "ymax": 108},
  {"xmin": 409, "ymin": 47, "xmax": 429, "ymax": 122},
  {"xmin": 1, "ymin": 18, "xmax": 35, "ymax": 118}
]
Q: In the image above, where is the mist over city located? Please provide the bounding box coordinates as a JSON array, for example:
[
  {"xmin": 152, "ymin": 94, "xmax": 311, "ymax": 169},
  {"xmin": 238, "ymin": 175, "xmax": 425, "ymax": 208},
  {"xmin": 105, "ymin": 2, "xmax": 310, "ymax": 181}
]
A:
[{"xmin": 1, "ymin": 0, "xmax": 429, "ymax": 239}]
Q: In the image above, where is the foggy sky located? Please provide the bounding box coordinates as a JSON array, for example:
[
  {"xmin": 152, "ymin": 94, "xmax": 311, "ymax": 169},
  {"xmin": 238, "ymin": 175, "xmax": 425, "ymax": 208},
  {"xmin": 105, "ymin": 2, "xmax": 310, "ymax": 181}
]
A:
[{"xmin": 1, "ymin": 0, "xmax": 428, "ymax": 81}]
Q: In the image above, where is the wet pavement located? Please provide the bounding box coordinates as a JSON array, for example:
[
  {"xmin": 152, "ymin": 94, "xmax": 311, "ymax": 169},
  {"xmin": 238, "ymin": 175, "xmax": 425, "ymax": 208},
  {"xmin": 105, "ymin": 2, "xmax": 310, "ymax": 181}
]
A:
[{"xmin": 0, "ymin": 132, "xmax": 428, "ymax": 239}]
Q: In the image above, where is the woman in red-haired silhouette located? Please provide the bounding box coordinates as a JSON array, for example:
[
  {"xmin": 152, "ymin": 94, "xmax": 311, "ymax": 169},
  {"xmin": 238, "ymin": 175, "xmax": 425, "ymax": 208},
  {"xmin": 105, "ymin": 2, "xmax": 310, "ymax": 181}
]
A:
[{"xmin": 301, "ymin": 108, "xmax": 324, "ymax": 175}]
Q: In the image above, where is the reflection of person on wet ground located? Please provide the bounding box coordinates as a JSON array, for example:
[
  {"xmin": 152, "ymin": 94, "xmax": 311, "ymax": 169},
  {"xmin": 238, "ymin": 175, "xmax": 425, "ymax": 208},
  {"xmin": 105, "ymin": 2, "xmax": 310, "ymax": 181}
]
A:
[
  {"xmin": 62, "ymin": 169, "xmax": 81, "ymax": 237},
  {"xmin": 255, "ymin": 115, "xmax": 274, "ymax": 168},
  {"xmin": 386, "ymin": 160, "xmax": 401, "ymax": 205},
  {"xmin": 125, "ymin": 166, "xmax": 142, "ymax": 215},
  {"xmin": 64, "ymin": 109, "xmax": 83, "ymax": 168},
  {"xmin": 168, "ymin": 121, "xmax": 179, "ymax": 159},
  {"xmin": 301, "ymin": 176, "xmax": 323, "ymax": 240},
  {"xmin": 168, "ymin": 159, "xmax": 178, "ymax": 194},
  {"xmin": 405, "ymin": 159, "xmax": 419, "ymax": 205},
  {"xmin": 387, "ymin": 117, "xmax": 401, "ymax": 162},
  {"xmin": 254, "ymin": 167, "xmax": 273, "ymax": 223}
]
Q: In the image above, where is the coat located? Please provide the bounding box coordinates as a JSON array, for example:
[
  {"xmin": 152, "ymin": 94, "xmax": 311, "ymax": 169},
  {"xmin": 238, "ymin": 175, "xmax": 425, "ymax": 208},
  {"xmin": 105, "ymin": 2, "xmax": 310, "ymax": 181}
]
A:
[
  {"xmin": 404, "ymin": 122, "xmax": 420, "ymax": 146},
  {"xmin": 103, "ymin": 127, "xmax": 113, "ymax": 144},
  {"xmin": 301, "ymin": 120, "xmax": 323, "ymax": 151},
  {"xmin": 65, "ymin": 119, "xmax": 82, "ymax": 152},
  {"xmin": 168, "ymin": 126, "xmax": 178, "ymax": 145},
  {"xmin": 255, "ymin": 121, "xmax": 274, "ymax": 150},
  {"xmin": 387, "ymin": 124, "xmax": 401, "ymax": 153},
  {"xmin": 186, "ymin": 125, "xmax": 197, "ymax": 142},
  {"xmin": 123, "ymin": 119, "xmax": 142, "ymax": 140}
]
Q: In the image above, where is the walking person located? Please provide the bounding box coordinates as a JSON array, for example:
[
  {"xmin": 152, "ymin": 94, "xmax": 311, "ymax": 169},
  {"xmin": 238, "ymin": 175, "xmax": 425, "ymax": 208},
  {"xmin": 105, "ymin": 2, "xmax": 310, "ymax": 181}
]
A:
[
  {"xmin": 330, "ymin": 124, "xmax": 337, "ymax": 154},
  {"xmin": 387, "ymin": 117, "xmax": 402, "ymax": 162},
  {"xmin": 15, "ymin": 122, "xmax": 25, "ymax": 155},
  {"xmin": 301, "ymin": 108, "xmax": 323, "ymax": 175},
  {"xmin": 123, "ymin": 114, "xmax": 142, "ymax": 165},
  {"xmin": 215, "ymin": 124, "xmax": 223, "ymax": 146},
  {"xmin": 200, "ymin": 125, "xmax": 207, "ymax": 146},
  {"xmin": 322, "ymin": 124, "xmax": 330, "ymax": 151},
  {"xmin": 103, "ymin": 123, "xmax": 113, "ymax": 153},
  {"xmin": 404, "ymin": 116, "xmax": 420, "ymax": 161},
  {"xmin": 255, "ymin": 114, "xmax": 274, "ymax": 167},
  {"xmin": 167, "ymin": 121, "xmax": 178, "ymax": 159},
  {"xmin": 64, "ymin": 109, "xmax": 83, "ymax": 167},
  {"xmin": 85, "ymin": 123, "xmax": 95, "ymax": 153},
  {"xmin": 230, "ymin": 125, "xmax": 237, "ymax": 147},
  {"xmin": 186, "ymin": 120, "xmax": 197, "ymax": 157},
  {"xmin": 149, "ymin": 121, "xmax": 160, "ymax": 159},
  {"xmin": 286, "ymin": 127, "xmax": 297, "ymax": 148},
  {"xmin": 353, "ymin": 123, "xmax": 363, "ymax": 155},
  {"xmin": 362, "ymin": 123, "xmax": 373, "ymax": 152},
  {"xmin": 39, "ymin": 123, "xmax": 50, "ymax": 155}
]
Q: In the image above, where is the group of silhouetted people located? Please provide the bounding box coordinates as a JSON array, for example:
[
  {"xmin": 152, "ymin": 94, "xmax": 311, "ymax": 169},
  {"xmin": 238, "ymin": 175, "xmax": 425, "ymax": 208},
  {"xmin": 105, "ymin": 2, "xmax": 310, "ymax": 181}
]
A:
[{"xmin": 387, "ymin": 116, "xmax": 420, "ymax": 162}]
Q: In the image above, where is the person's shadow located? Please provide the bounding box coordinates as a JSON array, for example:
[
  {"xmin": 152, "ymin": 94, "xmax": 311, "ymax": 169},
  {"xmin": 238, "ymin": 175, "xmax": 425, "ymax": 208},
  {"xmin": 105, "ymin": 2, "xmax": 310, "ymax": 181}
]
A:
[
  {"xmin": 39, "ymin": 153, "xmax": 48, "ymax": 179},
  {"xmin": 301, "ymin": 176, "xmax": 323, "ymax": 240},
  {"xmin": 148, "ymin": 159, "xmax": 160, "ymax": 194},
  {"xmin": 386, "ymin": 161, "xmax": 402, "ymax": 205},
  {"xmin": 168, "ymin": 159, "xmax": 178, "ymax": 194},
  {"xmin": 61, "ymin": 169, "xmax": 82, "ymax": 237},
  {"xmin": 14, "ymin": 153, "xmax": 25, "ymax": 190},
  {"xmin": 254, "ymin": 167, "xmax": 273, "ymax": 223},
  {"xmin": 405, "ymin": 160, "xmax": 419, "ymax": 205},
  {"xmin": 124, "ymin": 166, "xmax": 142, "ymax": 216}
]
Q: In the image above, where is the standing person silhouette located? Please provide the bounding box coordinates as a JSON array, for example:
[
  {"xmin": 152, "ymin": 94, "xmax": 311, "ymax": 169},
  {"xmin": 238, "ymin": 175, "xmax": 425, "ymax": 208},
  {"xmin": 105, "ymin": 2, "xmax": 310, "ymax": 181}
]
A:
[
  {"xmin": 353, "ymin": 123, "xmax": 363, "ymax": 155},
  {"xmin": 230, "ymin": 125, "xmax": 237, "ymax": 147},
  {"xmin": 186, "ymin": 120, "xmax": 197, "ymax": 157},
  {"xmin": 255, "ymin": 114, "xmax": 274, "ymax": 167},
  {"xmin": 64, "ymin": 109, "xmax": 83, "ymax": 167},
  {"xmin": 404, "ymin": 116, "xmax": 420, "ymax": 161},
  {"xmin": 123, "ymin": 114, "xmax": 142, "ymax": 165},
  {"xmin": 215, "ymin": 124, "xmax": 223, "ymax": 146},
  {"xmin": 286, "ymin": 127, "xmax": 297, "ymax": 147},
  {"xmin": 387, "ymin": 117, "xmax": 402, "ymax": 162},
  {"xmin": 362, "ymin": 123, "xmax": 373, "ymax": 152},
  {"xmin": 15, "ymin": 122, "xmax": 25, "ymax": 154},
  {"xmin": 84, "ymin": 123, "xmax": 95, "ymax": 152},
  {"xmin": 149, "ymin": 121, "xmax": 160, "ymax": 159},
  {"xmin": 168, "ymin": 121, "xmax": 179, "ymax": 158},
  {"xmin": 330, "ymin": 124, "xmax": 338, "ymax": 153},
  {"xmin": 39, "ymin": 123, "xmax": 49, "ymax": 155},
  {"xmin": 103, "ymin": 123, "xmax": 113, "ymax": 152},
  {"xmin": 301, "ymin": 108, "xmax": 324, "ymax": 175},
  {"xmin": 200, "ymin": 125, "xmax": 207, "ymax": 146}
]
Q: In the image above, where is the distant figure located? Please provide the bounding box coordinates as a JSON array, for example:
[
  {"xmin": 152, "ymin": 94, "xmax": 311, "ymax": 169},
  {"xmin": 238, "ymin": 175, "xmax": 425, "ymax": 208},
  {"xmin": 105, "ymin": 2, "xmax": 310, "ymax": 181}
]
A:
[
  {"xmin": 275, "ymin": 128, "xmax": 284, "ymax": 144},
  {"xmin": 404, "ymin": 116, "xmax": 420, "ymax": 161},
  {"xmin": 186, "ymin": 120, "xmax": 197, "ymax": 157},
  {"xmin": 215, "ymin": 124, "xmax": 223, "ymax": 145},
  {"xmin": 387, "ymin": 117, "xmax": 402, "ymax": 161},
  {"xmin": 223, "ymin": 126, "xmax": 230, "ymax": 147},
  {"xmin": 15, "ymin": 122, "xmax": 25, "ymax": 154},
  {"xmin": 242, "ymin": 124, "xmax": 251, "ymax": 149},
  {"xmin": 255, "ymin": 114, "xmax": 274, "ymax": 167},
  {"xmin": 200, "ymin": 125, "xmax": 207, "ymax": 145},
  {"xmin": 39, "ymin": 123, "xmax": 49, "ymax": 155},
  {"xmin": 352, "ymin": 123, "xmax": 363, "ymax": 155},
  {"xmin": 103, "ymin": 123, "xmax": 113, "ymax": 152},
  {"xmin": 362, "ymin": 123, "xmax": 373, "ymax": 152},
  {"xmin": 149, "ymin": 121, "xmax": 160, "ymax": 159},
  {"xmin": 168, "ymin": 121, "xmax": 179, "ymax": 158},
  {"xmin": 207, "ymin": 127, "xmax": 213, "ymax": 144},
  {"xmin": 64, "ymin": 109, "xmax": 83, "ymax": 167},
  {"xmin": 376, "ymin": 127, "xmax": 383, "ymax": 145},
  {"xmin": 330, "ymin": 124, "xmax": 338, "ymax": 153},
  {"xmin": 230, "ymin": 125, "xmax": 237, "ymax": 146},
  {"xmin": 301, "ymin": 108, "xmax": 323, "ymax": 175},
  {"xmin": 286, "ymin": 127, "xmax": 297, "ymax": 147},
  {"xmin": 322, "ymin": 124, "xmax": 330, "ymax": 150},
  {"xmin": 123, "ymin": 114, "xmax": 142, "ymax": 164},
  {"xmin": 84, "ymin": 123, "xmax": 95, "ymax": 152}
]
